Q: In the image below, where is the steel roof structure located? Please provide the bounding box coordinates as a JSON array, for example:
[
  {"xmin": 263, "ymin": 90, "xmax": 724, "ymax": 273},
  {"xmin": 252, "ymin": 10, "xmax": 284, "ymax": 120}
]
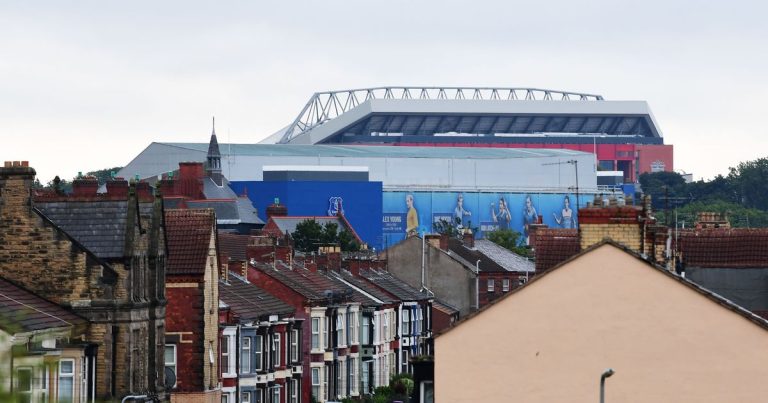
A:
[{"xmin": 275, "ymin": 86, "xmax": 663, "ymax": 145}]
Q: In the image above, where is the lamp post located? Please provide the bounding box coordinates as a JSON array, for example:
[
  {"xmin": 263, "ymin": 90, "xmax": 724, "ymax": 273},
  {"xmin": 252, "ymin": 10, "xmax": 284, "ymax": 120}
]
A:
[{"xmin": 600, "ymin": 368, "xmax": 615, "ymax": 403}]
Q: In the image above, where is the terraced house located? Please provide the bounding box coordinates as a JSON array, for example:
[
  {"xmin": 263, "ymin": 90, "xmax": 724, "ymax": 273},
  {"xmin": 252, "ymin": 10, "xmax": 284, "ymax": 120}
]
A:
[{"xmin": 0, "ymin": 161, "xmax": 168, "ymax": 401}]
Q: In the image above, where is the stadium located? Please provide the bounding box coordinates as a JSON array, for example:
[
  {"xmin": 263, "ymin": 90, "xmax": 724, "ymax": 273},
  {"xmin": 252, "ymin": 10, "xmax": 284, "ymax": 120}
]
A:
[{"xmin": 119, "ymin": 86, "xmax": 672, "ymax": 248}]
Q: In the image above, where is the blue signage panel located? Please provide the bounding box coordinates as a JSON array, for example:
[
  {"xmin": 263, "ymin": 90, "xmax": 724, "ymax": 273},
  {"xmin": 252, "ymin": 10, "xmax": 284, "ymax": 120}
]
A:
[{"xmin": 382, "ymin": 191, "xmax": 579, "ymax": 247}]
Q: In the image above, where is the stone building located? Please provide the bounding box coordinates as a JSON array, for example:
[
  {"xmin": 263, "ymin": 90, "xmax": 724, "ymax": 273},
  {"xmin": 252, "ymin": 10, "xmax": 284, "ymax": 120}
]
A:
[{"xmin": 0, "ymin": 161, "xmax": 167, "ymax": 401}]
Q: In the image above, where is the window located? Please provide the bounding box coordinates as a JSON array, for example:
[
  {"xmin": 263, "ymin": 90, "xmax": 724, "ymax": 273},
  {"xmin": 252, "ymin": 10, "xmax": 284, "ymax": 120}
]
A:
[
  {"xmin": 311, "ymin": 368, "xmax": 321, "ymax": 399},
  {"xmin": 16, "ymin": 367, "xmax": 32, "ymax": 403},
  {"xmin": 221, "ymin": 336, "xmax": 230, "ymax": 373},
  {"xmin": 338, "ymin": 360, "xmax": 346, "ymax": 397},
  {"xmin": 242, "ymin": 337, "xmax": 251, "ymax": 373},
  {"xmin": 349, "ymin": 357, "xmax": 358, "ymax": 395},
  {"xmin": 242, "ymin": 391, "xmax": 251, "ymax": 403},
  {"xmin": 323, "ymin": 317, "xmax": 329, "ymax": 349},
  {"xmin": 337, "ymin": 313, "xmax": 345, "ymax": 347},
  {"xmin": 382, "ymin": 312, "xmax": 388, "ymax": 342},
  {"xmin": 519, "ymin": 278, "xmax": 527, "ymax": 286},
  {"xmin": 402, "ymin": 349, "xmax": 410, "ymax": 373},
  {"xmin": 255, "ymin": 335, "xmax": 263, "ymax": 371},
  {"xmin": 487, "ymin": 279, "xmax": 495, "ymax": 292},
  {"xmin": 421, "ymin": 381, "xmax": 434, "ymax": 403},
  {"xmin": 255, "ymin": 389, "xmax": 264, "ymax": 403},
  {"xmin": 58, "ymin": 359, "xmax": 75, "ymax": 403},
  {"xmin": 272, "ymin": 386, "xmax": 280, "ymax": 403},
  {"xmin": 290, "ymin": 329, "xmax": 299, "ymax": 362},
  {"xmin": 311, "ymin": 318, "xmax": 320, "ymax": 350},
  {"xmin": 164, "ymin": 345, "xmax": 177, "ymax": 388},
  {"xmin": 222, "ymin": 394, "xmax": 229, "ymax": 403},
  {"xmin": 362, "ymin": 315, "xmax": 370, "ymax": 345},
  {"xmin": 361, "ymin": 361, "xmax": 370, "ymax": 395},
  {"xmin": 290, "ymin": 378, "xmax": 300, "ymax": 403},
  {"xmin": 402, "ymin": 309, "xmax": 410, "ymax": 335},
  {"xmin": 323, "ymin": 366, "xmax": 329, "ymax": 400},
  {"xmin": 273, "ymin": 333, "xmax": 281, "ymax": 367},
  {"xmin": 351, "ymin": 311, "xmax": 359, "ymax": 344},
  {"xmin": 502, "ymin": 278, "xmax": 510, "ymax": 292}
]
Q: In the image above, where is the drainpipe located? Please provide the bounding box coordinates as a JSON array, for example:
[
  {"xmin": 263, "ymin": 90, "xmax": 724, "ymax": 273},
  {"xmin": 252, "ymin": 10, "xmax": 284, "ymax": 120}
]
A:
[
  {"xmin": 420, "ymin": 235, "xmax": 425, "ymax": 289},
  {"xmin": 475, "ymin": 260, "xmax": 481, "ymax": 311}
]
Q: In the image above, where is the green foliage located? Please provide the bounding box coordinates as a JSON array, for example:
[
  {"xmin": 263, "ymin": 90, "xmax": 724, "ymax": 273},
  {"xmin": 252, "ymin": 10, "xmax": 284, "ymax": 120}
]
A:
[
  {"xmin": 390, "ymin": 373, "xmax": 415, "ymax": 397},
  {"xmin": 485, "ymin": 229, "xmax": 531, "ymax": 257},
  {"xmin": 638, "ymin": 156, "xmax": 768, "ymax": 227},
  {"xmin": 658, "ymin": 200, "xmax": 768, "ymax": 228},
  {"xmin": 86, "ymin": 166, "xmax": 123, "ymax": 185},
  {"xmin": 433, "ymin": 218, "xmax": 460, "ymax": 237},
  {"xmin": 291, "ymin": 219, "xmax": 361, "ymax": 252}
]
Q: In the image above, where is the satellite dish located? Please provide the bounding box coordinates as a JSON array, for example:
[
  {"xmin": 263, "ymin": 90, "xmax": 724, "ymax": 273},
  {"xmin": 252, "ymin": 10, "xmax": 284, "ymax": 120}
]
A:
[{"xmin": 165, "ymin": 367, "xmax": 176, "ymax": 389}]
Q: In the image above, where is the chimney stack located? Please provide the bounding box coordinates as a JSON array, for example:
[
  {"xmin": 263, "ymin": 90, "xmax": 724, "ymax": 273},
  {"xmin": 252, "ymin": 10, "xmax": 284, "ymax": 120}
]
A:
[
  {"xmin": 462, "ymin": 230, "xmax": 475, "ymax": 248},
  {"xmin": 72, "ymin": 176, "xmax": 99, "ymax": 197},
  {"xmin": 266, "ymin": 198, "xmax": 288, "ymax": 219},
  {"xmin": 0, "ymin": 161, "xmax": 36, "ymax": 213},
  {"xmin": 106, "ymin": 177, "xmax": 129, "ymax": 198}
]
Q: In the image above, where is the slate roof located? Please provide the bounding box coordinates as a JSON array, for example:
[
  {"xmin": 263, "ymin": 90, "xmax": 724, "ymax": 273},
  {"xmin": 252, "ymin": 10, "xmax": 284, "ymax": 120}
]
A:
[
  {"xmin": 0, "ymin": 278, "xmax": 86, "ymax": 335},
  {"xmin": 446, "ymin": 238, "xmax": 534, "ymax": 273},
  {"xmin": 165, "ymin": 209, "xmax": 215, "ymax": 275},
  {"xmin": 679, "ymin": 229, "xmax": 768, "ymax": 268},
  {"xmin": 218, "ymin": 232, "xmax": 250, "ymax": 262},
  {"xmin": 533, "ymin": 229, "xmax": 581, "ymax": 272},
  {"xmin": 360, "ymin": 269, "xmax": 430, "ymax": 301},
  {"xmin": 433, "ymin": 299, "xmax": 460, "ymax": 316},
  {"xmin": 195, "ymin": 178, "xmax": 263, "ymax": 225},
  {"xmin": 331, "ymin": 270, "xmax": 397, "ymax": 305},
  {"xmin": 34, "ymin": 200, "xmax": 153, "ymax": 259},
  {"xmin": 219, "ymin": 272, "xmax": 294, "ymax": 321}
]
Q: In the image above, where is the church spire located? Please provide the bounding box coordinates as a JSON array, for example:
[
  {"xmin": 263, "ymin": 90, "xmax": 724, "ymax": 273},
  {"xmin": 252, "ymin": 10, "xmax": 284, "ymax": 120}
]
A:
[{"xmin": 206, "ymin": 116, "xmax": 223, "ymax": 185}]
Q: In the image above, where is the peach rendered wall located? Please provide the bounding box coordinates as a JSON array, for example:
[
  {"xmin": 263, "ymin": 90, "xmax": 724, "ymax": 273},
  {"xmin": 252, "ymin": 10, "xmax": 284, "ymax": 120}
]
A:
[{"xmin": 435, "ymin": 244, "xmax": 768, "ymax": 403}]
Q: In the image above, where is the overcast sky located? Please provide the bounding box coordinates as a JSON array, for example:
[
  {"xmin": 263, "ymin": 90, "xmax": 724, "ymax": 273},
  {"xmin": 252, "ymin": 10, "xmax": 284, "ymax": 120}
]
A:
[{"xmin": 2, "ymin": 1, "xmax": 767, "ymax": 183}]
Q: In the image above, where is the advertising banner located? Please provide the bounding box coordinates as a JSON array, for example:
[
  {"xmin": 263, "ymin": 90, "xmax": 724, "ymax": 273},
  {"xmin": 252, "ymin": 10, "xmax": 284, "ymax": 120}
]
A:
[{"xmin": 382, "ymin": 191, "xmax": 578, "ymax": 247}]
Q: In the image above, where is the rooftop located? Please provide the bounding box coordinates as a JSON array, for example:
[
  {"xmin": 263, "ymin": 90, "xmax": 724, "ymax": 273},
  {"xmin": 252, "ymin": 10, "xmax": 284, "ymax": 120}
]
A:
[
  {"xmin": 165, "ymin": 209, "xmax": 216, "ymax": 275},
  {"xmin": 0, "ymin": 278, "xmax": 86, "ymax": 335},
  {"xmin": 218, "ymin": 272, "xmax": 294, "ymax": 321}
]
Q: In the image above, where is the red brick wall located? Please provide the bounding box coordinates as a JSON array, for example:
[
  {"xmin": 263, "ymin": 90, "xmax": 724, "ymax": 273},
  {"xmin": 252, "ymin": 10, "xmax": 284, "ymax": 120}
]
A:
[
  {"xmin": 479, "ymin": 272, "xmax": 525, "ymax": 307},
  {"xmin": 432, "ymin": 308, "xmax": 455, "ymax": 334},
  {"xmin": 166, "ymin": 282, "xmax": 206, "ymax": 392}
]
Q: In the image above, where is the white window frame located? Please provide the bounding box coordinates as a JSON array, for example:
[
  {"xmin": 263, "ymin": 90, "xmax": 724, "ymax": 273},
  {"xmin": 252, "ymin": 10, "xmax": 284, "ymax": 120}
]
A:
[
  {"xmin": 290, "ymin": 378, "xmax": 299, "ymax": 403},
  {"xmin": 352, "ymin": 311, "xmax": 359, "ymax": 345},
  {"xmin": 337, "ymin": 313, "xmax": 346, "ymax": 348},
  {"xmin": 291, "ymin": 329, "xmax": 299, "ymax": 362},
  {"xmin": 402, "ymin": 309, "xmax": 410, "ymax": 335},
  {"xmin": 311, "ymin": 367, "xmax": 321, "ymax": 400},
  {"xmin": 349, "ymin": 357, "xmax": 358, "ymax": 395},
  {"xmin": 16, "ymin": 366, "xmax": 33, "ymax": 402},
  {"xmin": 362, "ymin": 360, "xmax": 370, "ymax": 395},
  {"xmin": 487, "ymin": 278, "xmax": 495, "ymax": 292},
  {"xmin": 164, "ymin": 345, "xmax": 177, "ymax": 388},
  {"xmin": 241, "ymin": 391, "xmax": 251, "ymax": 403},
  {"xmin": 382, "ymin": 312, "xmax": 388, "ymax": 342},
  {"xmin": 58, "ymin": 358, "xmax": 76, "ymax": 403},
  {"xmin": 272, "ymin": 386, "xmax": 280, "ymax": 403},
  {"xmin": 323, "ymin": 317, "xmax": 329, "ymax": 350},
  {"xmin": 273, "ymin": 333, "xmax": 281, "ymax": 367},
  {"xmin": 241, "ymin": 337, "xmax": 251, "ymax": 373},
  {"xmin": 362, "ymin": 314, "xmax": 370, "ymax": 345},
  {"xmin": 255, "ymin": 335, "xmax": 263, "ymax": 371},
  {"xmin": 502, "ymin": 278, "xmax": 510, "ymax": 292},
  {"xmin": 311, "ymin": 318, "xmax": 320, "ymax": 351}
]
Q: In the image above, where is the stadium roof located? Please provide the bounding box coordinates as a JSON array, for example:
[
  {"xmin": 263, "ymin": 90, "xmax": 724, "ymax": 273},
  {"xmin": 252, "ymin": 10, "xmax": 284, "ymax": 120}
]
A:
[{"xmin": 273, "ymin": 86, "xmax": 663, "ymax": 145}]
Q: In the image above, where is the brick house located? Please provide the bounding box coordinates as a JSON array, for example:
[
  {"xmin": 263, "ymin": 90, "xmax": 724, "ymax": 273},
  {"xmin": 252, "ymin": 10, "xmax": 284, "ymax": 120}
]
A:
[
  {"xmin": 327, "ymin": 266, "xmax": 400, "ymax": 395},
  {"xmin": 0, "ymin": 278, "xmax": 89, "ymax": 402},
  {"xmin": 218, "ymin": 270, "xmax": 302, "ymax": 403},
  {"xmin": 246, "ymin": 259, "xmax": 364, "ymax": 403},
  {"xmin": 357, "ymin": 268, "xmax": 432, "ymax": 377},
  {"xmin": 164, "ymin": 209, "xmax": 221, "ymax": 402},
  {"xmin": 385, "ymin": 233, "xmax": 532, "ymax": 317},
  {"xmin": 0, "ymin": 161, "xmax": 168, "ymax": 401}
]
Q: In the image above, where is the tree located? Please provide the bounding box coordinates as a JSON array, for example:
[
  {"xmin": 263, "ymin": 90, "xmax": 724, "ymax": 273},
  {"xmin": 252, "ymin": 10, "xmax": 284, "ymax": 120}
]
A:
[
  {"xmin": 638, "ymin": 171, "xmax": 688, "ymax": 210},
  {"xmin": 291, "ymin": 219, "xmax": 325, "ymax": 253},
  {"xmin": 729, "ymin": 157, "xmax": 768, "ymax": 211},
  {"xmin": 291, "ymin": 219, "xmax": 361, "ymax": 252},
  {"xmin": 485, "ymin": 229, "xmax": 530, "ymax": 257}
]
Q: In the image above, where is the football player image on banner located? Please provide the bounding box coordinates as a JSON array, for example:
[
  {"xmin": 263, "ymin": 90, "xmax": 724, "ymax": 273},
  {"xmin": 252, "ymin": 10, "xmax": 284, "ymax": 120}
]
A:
[
  {"xmin": 405, "ymin": 194, "xmax": 419, "ymax": 237},
  {"xmin": 552, "ymin": 195, "xmax": 576, "ymax": 228}
]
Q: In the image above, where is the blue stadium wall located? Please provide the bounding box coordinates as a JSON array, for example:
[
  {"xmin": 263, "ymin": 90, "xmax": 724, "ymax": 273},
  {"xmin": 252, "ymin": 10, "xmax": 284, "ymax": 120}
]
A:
[
  {"xmin": 230, "ymin": 180, "xmax": 580, "ymax": 251},
  {"xmin": 381, "ymin": 191, "xmax": 579, "ymax": 248},
  {"xmin": 229, "ymin": 181, "xmax": 385, "ymax": 250}
]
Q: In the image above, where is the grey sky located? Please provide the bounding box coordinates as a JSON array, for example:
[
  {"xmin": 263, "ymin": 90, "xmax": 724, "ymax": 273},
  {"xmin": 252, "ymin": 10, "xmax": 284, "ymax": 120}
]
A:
[{"xmin": 2, "ymin": 1, "xmax": 767, "ymax": 182}]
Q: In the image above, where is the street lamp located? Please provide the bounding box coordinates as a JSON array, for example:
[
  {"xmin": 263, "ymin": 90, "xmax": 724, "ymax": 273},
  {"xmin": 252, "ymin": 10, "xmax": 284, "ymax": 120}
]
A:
[{"xmin": 600, "ymin": 368, "xmax": 615, "ymax": 403}]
